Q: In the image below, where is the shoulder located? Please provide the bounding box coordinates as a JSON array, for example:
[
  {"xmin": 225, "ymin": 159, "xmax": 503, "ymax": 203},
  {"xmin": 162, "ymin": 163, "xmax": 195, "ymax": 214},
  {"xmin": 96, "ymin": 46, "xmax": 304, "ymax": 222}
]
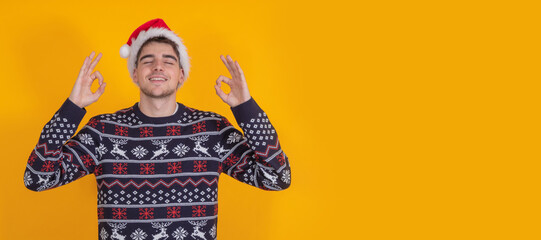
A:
[
  {"xmin": 86, "ymin": 106, "xmax": 139, "ymax": 126},
  {"xmin": 181, "ymin": 105, "xmax": 226, "ymax": 124}
]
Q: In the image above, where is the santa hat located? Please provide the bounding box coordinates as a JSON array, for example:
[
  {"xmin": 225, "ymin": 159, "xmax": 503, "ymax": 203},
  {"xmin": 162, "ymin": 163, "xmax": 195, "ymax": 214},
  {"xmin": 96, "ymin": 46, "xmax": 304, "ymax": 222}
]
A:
[{"xmin": 120, "ymin": 18, "xmax": 190, "ymax": 79}]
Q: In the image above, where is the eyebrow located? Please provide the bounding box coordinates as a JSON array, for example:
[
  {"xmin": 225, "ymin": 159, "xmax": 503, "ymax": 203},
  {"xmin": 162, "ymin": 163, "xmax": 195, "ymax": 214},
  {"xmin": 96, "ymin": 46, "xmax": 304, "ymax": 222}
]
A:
[{"xmin": 139, "ymin": 54, "xmax": 178, "ymax": 62}]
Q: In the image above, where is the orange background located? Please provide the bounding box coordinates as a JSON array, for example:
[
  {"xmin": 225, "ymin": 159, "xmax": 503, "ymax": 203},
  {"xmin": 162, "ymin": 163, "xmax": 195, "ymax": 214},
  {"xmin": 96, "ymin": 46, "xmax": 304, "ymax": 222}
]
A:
[{"xmin": 1, "ymin": 0, "xmax": 540, "ymax": 239}]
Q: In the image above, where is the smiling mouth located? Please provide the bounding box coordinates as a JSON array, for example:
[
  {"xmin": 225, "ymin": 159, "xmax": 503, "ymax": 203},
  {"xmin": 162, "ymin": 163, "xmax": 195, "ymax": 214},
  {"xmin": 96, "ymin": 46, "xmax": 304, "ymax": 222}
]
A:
[{"xmin": 148, "ymin": 77, "xmax": 167, "ymax": 82}]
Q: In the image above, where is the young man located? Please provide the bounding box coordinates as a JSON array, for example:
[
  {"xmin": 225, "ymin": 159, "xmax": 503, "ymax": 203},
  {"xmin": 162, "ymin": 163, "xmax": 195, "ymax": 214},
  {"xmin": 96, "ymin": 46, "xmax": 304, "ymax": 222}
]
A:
[{"xmin": 23, "ymin": 19, "xmax": 291, "ymax": 240}]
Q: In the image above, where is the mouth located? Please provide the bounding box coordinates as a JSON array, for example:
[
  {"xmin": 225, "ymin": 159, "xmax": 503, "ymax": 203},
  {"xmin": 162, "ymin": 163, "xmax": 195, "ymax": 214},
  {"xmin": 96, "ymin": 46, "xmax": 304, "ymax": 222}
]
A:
[{"xmin": 147, "ymin": 76, "xmax": 168, "ymax": 83}]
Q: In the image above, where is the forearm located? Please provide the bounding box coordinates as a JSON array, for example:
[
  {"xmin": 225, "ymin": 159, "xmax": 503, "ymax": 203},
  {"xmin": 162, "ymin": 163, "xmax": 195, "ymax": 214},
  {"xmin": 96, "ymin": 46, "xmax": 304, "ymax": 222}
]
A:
[
  {"xmin": 224, "ymin": 97, "xmax": 291, "ymax": 190},
  {"xmin": 24, "ymin": 99, "xmax": 97, "ymax": 191}
]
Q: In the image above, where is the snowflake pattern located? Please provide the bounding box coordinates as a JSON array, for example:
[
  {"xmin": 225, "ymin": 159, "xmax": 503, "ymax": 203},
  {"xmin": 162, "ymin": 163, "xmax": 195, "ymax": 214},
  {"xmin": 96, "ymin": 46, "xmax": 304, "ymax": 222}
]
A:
[
  {"xmin": 139, "ymin": 208, "xmax": 154, "ymax": 219},
  {"xmin": 224, "ymin": 155, "xmax": 239, "ymax": 166},
  {"xmin": 95, "ymin": 165, "xmax": 103, "ymax": 176},
  {"xmin": 28, "ymin": 152, "xmax": 37, "ymax": 166},
  {"xmin": 277, "ymin": 153, "xmax": 286, "ymax": 166},
  {"xmin": 172, "ymin": 227, "xmax": 188, "ymax": 240},
  {"xmin": 87, "ymin": 118, "xmax": 99, "ymax": 128},
  {"xmin": 140, "ymin": 163, "xmax": 155, "ymax": 175},
  {"xmin": 167, "ymin": 206, "xmax": 181, "ymax": 218},
  {"xmin": 100, "ymin": 228, "xmax": 109, "ymax": 240},
  {"xmin": 193, "ymin": 161, "xmax": 207, "ymax": 172},
  {"xmin": 81, "ymin": 154, "xmax": 94, "ymax": 168},
  {"xmin": 78, "ymin": 133, "xmax": 94, "ymax": 145},
  {"xmin": 115, "ymin": 125, "xmax": 128, "ymax": 136},
  {"xmin": 130, "ymin": 228, "xmax": 148, "ymax": 240},
  {"xmin": 131, "ymin": 145, "xmax": 149, "ymax": 159},
  {"xmin": 281, "ymin": 169, "xmax": 291, "ymax": 184},
  {"xmin": 226, "ymin": 132, "xmax": 242, "ymax": 144},
  {"xmin": 97, "ymin": 208, "xmax": 104, "ymax": 219},
  {"xmin": 209, "ymin": 224, "xmax": 217, "ymax": 238},
  {"xmin": 41, "ymin": 161, "xmax": 55, "ymax": 172},
  {"xmin": 23, "ymin": 171, "xmax": 32, "ymax": 186},
  {"xmin": 167, "ymin": 162, "xmax": 182, "ymax": 174},
  {"xmin": 166, "ymin": 126, "xmax": 181, "ymax": 136},
  {"xmin": 27, "ymin": 95, "xmax": 287, "ymax": 239},
  {"xmin": 173, "ymin": 144, "xmax": 190, "ymax": 157},
  {"xmin": 96, "ymin": 143, "xmax": 108, "ymax": 158},
  {"xmin": 113, "ymin": 163, "xmax": 128, "ymax": 174},
  {"xmin": 139, "ymin": 127, "xmax": 153, "ymax": 137},
  {"xmin": 193, "ymin": 121, "xmax": 206, "ymax": 133},
  {"xmin": 192, "ymin": 205, "xmax": 206, "ymax": 217},
  {"xmin": 112, "ymin": 208, "xmax": 127, "ymax": 219}
]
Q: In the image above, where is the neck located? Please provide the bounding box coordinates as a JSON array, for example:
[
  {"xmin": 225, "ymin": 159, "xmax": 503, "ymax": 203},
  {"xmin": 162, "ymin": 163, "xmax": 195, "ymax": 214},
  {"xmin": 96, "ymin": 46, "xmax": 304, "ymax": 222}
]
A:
[{"xmin": 138, "ymin": 94, "xmax": 178, "ymax": 117}]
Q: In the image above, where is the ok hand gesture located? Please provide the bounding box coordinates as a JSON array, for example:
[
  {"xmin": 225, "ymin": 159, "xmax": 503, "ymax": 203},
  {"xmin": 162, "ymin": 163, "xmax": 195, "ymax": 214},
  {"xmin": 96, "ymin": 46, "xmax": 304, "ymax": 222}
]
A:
[
  {"xmin": 69, "ymin": 52, "xmax": 106, "ymax": 108},
  {"xmin": 215, "ymin": 55, "xmax": 251, "ymax": 107}
]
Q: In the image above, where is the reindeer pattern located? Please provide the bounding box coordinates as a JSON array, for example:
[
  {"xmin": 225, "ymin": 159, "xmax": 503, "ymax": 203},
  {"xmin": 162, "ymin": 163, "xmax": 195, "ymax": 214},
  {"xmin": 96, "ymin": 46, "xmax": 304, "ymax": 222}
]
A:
[
  {"xmin": 99, "ymin": 221, "xmax": 216, "ymax": 240},
  {"xmin": 38, "ymin": 99, "xmax": 290, "ymax": 240}
]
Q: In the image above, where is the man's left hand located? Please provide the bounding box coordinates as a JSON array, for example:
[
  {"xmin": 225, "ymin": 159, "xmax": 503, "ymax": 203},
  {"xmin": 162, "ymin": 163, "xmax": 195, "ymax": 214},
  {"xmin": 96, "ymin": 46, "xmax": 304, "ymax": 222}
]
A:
[{"xmin": 215, "ymin": 55, "xmax": 251, "ymax": 107}]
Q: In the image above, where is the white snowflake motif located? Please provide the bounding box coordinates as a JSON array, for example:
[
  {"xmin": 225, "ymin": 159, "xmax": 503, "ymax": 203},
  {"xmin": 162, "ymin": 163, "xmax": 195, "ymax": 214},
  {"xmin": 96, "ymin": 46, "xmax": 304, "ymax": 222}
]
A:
[
  {"xmin": 172, "ymin": 226, "xmax": 188, "ymax": 240},
  {"xmin": 100, "ymin": 228, "xmax": 109, "ymax": 240},
  {"xmin": 23, "ymin": 171, "xmax": 32, "ymax": 186},
  {"xmin": 131, "ymin": 145, "xmax": 148, "ymax": 159},
  {"xmin": 96, "ymin": 143, "xmax": 108, "ymax": 158},
  {"xmin": 79, "ymin": 133, "xmax": 94, "ymax": 145},
  {"xmin": 173, "ymin": 144, "xmax": 190, "ymax": 157},
  {"xmin": 209, "ymin": 224, "xmax": 217, "ymax": 239},
  {"xmin": 226, "ymin": 132, "xmax": 242, "ymax": 144},
  {"xmin": 130, "ymin": 228, "xmax": 148, "ymax": 240},
  {"xmin": 281, "ymin": 169, "xmax": 291, "ymax": 184}
]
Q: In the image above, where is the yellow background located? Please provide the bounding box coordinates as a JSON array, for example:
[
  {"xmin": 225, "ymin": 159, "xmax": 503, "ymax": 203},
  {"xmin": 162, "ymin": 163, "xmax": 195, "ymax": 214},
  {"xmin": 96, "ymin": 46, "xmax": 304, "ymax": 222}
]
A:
[{"xmin": 0, "ymin": 0, "xmax": 539, "ymax": 239}]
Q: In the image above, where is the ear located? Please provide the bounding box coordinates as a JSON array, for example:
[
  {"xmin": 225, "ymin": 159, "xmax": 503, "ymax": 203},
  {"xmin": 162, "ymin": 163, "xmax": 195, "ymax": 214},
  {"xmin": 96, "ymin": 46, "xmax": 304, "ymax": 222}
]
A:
[
  {"xmin": 177, "ymin": 68, "xmax": 186, "ymax": 89},
  {"xmin": 132, "ymin": 68, "xmax": 140, "ymax": 86}
]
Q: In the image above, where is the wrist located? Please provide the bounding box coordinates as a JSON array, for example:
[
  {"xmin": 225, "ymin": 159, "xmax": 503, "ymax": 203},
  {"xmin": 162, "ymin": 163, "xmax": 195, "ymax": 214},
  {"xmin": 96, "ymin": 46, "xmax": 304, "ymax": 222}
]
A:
[{"xmin": 68, "ymin": 96, "xmax": 85, "ymax": 109}]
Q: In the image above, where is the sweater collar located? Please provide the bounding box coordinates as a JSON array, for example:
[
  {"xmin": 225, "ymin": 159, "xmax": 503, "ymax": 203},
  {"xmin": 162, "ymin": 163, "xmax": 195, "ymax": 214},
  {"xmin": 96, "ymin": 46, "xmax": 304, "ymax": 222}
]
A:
[{"xmin": 132, "ymin": 102, "xmax": 186, "ymax": 124}]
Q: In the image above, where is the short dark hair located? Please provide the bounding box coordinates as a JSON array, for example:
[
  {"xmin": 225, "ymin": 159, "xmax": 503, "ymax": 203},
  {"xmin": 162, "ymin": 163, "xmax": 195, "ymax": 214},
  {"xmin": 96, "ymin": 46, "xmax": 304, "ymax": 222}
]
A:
[{"xmin": 135, "ymin": 36, "xmax": 181, "ymax": 69}]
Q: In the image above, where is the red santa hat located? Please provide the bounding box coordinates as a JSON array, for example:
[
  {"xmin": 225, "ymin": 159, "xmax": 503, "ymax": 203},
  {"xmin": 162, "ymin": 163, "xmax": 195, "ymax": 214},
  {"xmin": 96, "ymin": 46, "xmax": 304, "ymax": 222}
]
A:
[{"xmin": 120, "ymin": 18, "xmax": 190, "ymax": 79}]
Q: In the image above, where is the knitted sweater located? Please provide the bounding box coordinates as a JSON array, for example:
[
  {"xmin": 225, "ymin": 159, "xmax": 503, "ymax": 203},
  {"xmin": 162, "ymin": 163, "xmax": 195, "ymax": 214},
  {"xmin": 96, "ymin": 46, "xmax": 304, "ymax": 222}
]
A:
[{"xmin": 24, "ymin": 97, "xmax": 291, "ymax": 240}]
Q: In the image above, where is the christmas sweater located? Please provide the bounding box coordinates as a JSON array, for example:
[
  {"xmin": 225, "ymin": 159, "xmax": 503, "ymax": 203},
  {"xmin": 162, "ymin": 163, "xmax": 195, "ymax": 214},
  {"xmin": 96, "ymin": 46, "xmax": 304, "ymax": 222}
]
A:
[{"xmin": 24, "ymin": 97, "xmax": 291, "ymax": 240}]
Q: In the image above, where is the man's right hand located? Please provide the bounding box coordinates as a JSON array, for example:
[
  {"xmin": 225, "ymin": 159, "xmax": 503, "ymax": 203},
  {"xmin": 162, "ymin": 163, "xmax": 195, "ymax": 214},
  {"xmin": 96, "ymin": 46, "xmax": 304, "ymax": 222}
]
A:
[{"xmin": 68, "ymin": 52, "xmax": 106, "ymax": 108}]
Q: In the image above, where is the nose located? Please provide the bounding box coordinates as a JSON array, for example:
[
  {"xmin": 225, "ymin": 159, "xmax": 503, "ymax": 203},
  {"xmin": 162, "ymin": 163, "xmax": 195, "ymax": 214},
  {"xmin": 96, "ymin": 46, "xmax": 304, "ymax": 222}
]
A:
[{"xmin": 152, "ymin": 61, "xmax": 164, "ymax": 71}]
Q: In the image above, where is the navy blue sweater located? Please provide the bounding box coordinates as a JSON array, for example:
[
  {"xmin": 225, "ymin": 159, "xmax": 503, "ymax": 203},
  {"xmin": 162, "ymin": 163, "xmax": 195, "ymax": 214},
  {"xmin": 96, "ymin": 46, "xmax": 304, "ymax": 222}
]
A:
[{"xmin": 24, "ymin": 97, "xmax": 291, "ymax": 240}]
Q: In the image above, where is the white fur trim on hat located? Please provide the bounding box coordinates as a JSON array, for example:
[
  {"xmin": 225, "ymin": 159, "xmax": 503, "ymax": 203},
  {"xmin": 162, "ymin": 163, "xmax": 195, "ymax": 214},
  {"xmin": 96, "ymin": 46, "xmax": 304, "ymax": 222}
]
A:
[{"xmin": 126, "ymin": 28, "xmax": 190, "ymax": 80}]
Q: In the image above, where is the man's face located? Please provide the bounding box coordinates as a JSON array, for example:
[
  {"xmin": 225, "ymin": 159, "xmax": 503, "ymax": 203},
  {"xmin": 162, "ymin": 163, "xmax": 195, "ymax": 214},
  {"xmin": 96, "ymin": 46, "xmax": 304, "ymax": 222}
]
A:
[{"xmin": 133, "ymin": 42, "xmax": 184, "ymax": 99}]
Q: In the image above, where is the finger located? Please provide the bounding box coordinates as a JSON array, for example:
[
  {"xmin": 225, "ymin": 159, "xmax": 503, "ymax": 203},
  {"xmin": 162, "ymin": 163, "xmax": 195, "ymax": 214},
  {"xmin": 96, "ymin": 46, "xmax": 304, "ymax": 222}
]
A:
[
  {"xmin": 220, "ymin": 55, "xmax": 235, "ymax": 77},
  {"xmin": 216, "ymin": 75, "xmax": 232, "ymax": 86},
  {"xmin": 94, "ymin": 71, "xmax": 104, "ymax": 84},
  {"xmin": 235, "ymin": 61, "xmax": 246, "ymax": 81},
  {"xmin": 84, "ymin": 51, "xmax": 96, "ymax": 73},
  {"xmin": 226, "ymin": 55, "xmax": 240, "ymax": 79},
  {"xmin": 92, "ymin": 82, "xmax": 106, "ymax": 102},
  {"xmin": 214, "ymin": 83, "xmax": 228, "ymax": 102},
  {"xmin": 76, "ymin": 56, "xmax": 90, "ymax": 81},
  {"xmin": 87, "ymin": 52, "xmax": 103, "ymax": 75}
]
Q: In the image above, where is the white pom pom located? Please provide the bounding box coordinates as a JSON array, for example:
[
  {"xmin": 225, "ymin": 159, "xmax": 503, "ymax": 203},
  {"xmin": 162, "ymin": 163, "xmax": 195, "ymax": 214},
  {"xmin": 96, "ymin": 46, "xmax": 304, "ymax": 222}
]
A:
[{"xmin": 119, "ymin": 44, "xmax": 130, "ymax": 58}]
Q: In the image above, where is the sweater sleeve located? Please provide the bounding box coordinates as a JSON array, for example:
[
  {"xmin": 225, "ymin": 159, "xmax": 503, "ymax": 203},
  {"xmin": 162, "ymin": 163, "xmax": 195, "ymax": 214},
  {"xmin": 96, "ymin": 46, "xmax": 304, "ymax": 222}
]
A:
[
  {"xmin": 23, "ymin": 99, "xmax": 101, "ymax": 192},
  {"xmin": 220, "ymin": 97, "xmax": 291, "ymax": 191}
]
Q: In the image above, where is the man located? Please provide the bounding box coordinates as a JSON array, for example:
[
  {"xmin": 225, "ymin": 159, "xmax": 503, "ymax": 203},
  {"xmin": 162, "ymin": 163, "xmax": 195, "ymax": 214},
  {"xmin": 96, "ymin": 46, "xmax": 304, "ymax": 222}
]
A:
[{"xmin": 23, "ymin": 18, "xmax": 291, "ymax": 240}]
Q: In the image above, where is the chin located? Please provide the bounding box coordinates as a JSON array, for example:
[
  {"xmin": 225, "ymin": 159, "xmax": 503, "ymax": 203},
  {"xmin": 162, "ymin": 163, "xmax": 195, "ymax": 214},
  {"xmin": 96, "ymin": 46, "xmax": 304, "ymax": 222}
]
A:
[{"xmin": 141, "ymin": 88, "xmax": 176, "ymax": 99}]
